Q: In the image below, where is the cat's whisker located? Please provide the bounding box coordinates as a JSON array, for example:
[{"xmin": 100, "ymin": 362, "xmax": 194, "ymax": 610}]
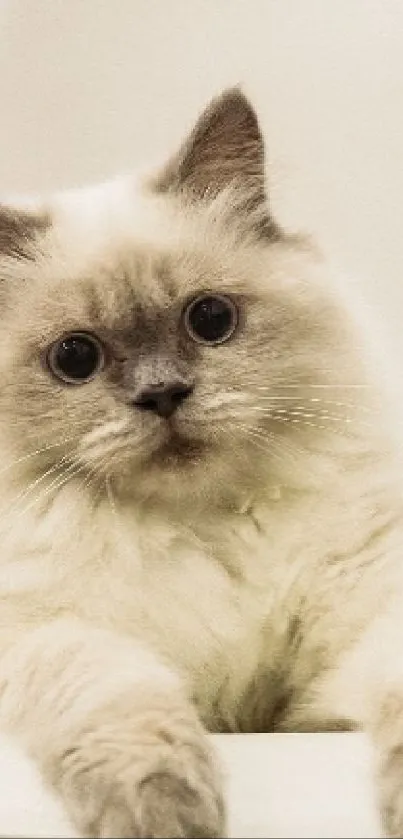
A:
[
  {"xmin": 234, "ymin": 422, "xmax": 303, "ymax": 466},
  {"xmin": 82, "ymin": 434, "xmax": 142, "ymax": 467},
  {"xmin": 222, "ymin": 394, "xmax": 371, "ymax": 439},
  {"xmin": 252, "ymin": 395, "xmax": 373, "ymax": 411},
  {"xmin": 0, "ymin": 433, "xmax": 84, "ymax": 480},
  {"xmin": 201, "ymin": 392, "xmax": 248, "ymax": 410},
  {"xmin": 95, "ymin": 442, "xmax": 137, "ymax": 478},
  {"xmin": 269, "ymin": 412, "xmax": 361, "ymax": 441},
  {"xmin": 257, "ymin": 383, "xmax": 371, "ymax": 390},
  {"xmin": 238, "ymin": 431, "xmax": 298, "ymax": 472},
  {"xmin": 105, "ymin": 474, "xmax": 117, "ymax": 514},
  {"xmin": 1, "ymin": 455, "xmax": 74, "ymax": 519},
  {"xmin": 0, "ymin": 460, "xmax": 85, "ymax": 530},
  {"xmin": 83, "ymin": 423, "xmax": 165, "ymax": 471},
  {"xmin": 222, "ymin": 379, "xmax": 372, "ymax": 393},
  {"xmin": 225, "ymin": 404, "xmax": 354, "ymax": 426},
  {"xmin": 201, "ymin": 397, "xmax": 373, "ymax": 430},
  {"xmin": 250, "ymin": 405, "xmax": 371, "ymax": 428},
  {"xmin": 59, "ymin": 459, "xmax": 108, "ymax": 522}
]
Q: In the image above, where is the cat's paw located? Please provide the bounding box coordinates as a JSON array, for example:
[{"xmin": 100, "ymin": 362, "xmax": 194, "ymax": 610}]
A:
[
  {"xmin": 98, "ymin": 769, "xmax": 225, "ymax": 839},
  {"xmin": 54, "ymin": 700, "xmax": 225, "ymax": 838}
]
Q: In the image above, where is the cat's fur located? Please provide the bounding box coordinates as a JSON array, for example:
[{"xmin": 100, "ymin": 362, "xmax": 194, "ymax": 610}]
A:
[{"xmin": 0, "ymin": 87, "xmax": 402, "ymax": 837}]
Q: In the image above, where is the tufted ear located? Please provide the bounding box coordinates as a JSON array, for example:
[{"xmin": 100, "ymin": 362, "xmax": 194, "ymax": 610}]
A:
[
  {"xmin": 0, "ymin": 204, "xmax": 50, "ymax": 261},
  {"xmin": 154, "ymin": 87, "xmax": 279, "ymax": 237}
]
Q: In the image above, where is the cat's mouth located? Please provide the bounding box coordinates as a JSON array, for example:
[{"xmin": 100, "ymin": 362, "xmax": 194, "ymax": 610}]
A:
[{"xmin": 150, "ymin": 430, "xmax": 206, "ymax": 466}]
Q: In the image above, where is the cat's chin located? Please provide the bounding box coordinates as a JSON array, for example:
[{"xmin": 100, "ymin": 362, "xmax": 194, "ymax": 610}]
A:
[
  {"xmin": 109, "ymin": 429, "xmax": 227, "ymax": 507},
  {"xmin": 149, "ymin": 432, "xmax": 207, "ymax": 468}
]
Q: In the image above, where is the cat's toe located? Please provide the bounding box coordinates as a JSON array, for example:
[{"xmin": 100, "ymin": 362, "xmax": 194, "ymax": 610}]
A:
[
  {"xmin": 83, "ymin": 768, "xmax": 224, "ymax": 839},
  {"xmin": 128, "ymin": 770, "xmax": 224, "ymax": 838}
]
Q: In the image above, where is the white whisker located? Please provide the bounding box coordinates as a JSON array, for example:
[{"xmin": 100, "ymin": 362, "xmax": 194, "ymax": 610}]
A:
[
  {"xmin": 2, "ymin": 455, "xmax": 72, "ymax": 519},
  {"xmin": 0, "ymin": 460, "xmax": 85, "ymax": 533},
  {"xmin": 256, "ymin": 383, "xmax": 370, "ymax": 390},
  {"xmin": 235, "ymin": 423, "xmax": 306, "ymax": 468},
  {"xmin": 0, "ymin": 434, "xmax": 80, "ymax": 480}
]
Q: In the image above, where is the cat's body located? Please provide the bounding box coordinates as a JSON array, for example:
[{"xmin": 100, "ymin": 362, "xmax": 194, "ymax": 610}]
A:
[
  {"xmin": 0, "ymin": 424, "xmax": 400, "ymax": 734},
  {"xmin": 0, "ymin": 89, "xmax": 403, "ymax": 836}
]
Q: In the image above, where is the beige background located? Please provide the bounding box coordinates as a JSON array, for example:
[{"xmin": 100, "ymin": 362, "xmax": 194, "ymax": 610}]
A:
[{"xmin": 0, "ymin": 0, "xmax": 402, "ymax": 347}]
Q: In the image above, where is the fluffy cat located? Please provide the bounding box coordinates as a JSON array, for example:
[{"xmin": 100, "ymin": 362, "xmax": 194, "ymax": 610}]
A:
[{"xmin": 0, "ymin": 87, "xmax": 402, "ymax": 838}]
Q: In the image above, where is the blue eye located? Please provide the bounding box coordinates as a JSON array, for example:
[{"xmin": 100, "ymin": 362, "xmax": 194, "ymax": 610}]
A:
[
  {"xmin": 47, "ymin": 332, "xmax": 104, "ymax": 384},
  {"xmin": 184, "ymin": 294, "xmax": 238, "ymax": 345}
]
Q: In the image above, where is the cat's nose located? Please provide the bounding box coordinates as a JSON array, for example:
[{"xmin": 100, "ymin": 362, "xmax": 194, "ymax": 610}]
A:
[{"xmin": 133, "ymin": 382, "xmax": 194, "ymax": 419}]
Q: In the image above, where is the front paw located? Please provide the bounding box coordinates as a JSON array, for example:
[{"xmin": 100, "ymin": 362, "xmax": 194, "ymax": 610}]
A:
[{"xmin": 54, "ymin": 700, "xmax": 225, "ymax": 838}]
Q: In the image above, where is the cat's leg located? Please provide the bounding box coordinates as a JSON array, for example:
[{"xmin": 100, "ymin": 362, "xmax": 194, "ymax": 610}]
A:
[
  {"xmin": 0, "ymin": 619, "xmax": 224, "ymax": 838},
  {"xmin": 315, "ymin": 606, "xmax": 403, "ymax": 838}
]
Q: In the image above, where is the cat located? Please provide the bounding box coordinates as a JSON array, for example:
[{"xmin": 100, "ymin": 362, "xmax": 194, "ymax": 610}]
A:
[{"xmin": 0, "ymin": 85, "xmax": 402, "ymax": 838}]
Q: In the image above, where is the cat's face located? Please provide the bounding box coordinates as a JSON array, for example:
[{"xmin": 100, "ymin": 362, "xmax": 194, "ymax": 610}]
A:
[{"xmin": 0, "ymin": 89, "xmax": 359, "ymax": 506}]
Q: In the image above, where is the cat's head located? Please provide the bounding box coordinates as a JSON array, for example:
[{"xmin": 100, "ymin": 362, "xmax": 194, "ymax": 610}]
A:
[{"xmin": 0, "ymin": 88, "xmax": 364, "ymax": 508}]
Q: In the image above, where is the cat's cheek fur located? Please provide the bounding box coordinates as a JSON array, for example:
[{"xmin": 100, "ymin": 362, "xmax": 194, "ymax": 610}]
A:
[{"xmin": 0, "ymin": 620, "xmax": 225, "ymax": 839}]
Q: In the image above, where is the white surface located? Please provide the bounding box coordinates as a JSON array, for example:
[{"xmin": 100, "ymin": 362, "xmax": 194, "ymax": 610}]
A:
[
  {"xmin": 0, "ymin": 734, "xmax": 75, "ymax": 838},
  {"xmin": 0, "ymin": 732, "xmax": 383, "ymax": 838},
  {"xmin": 214, "ymin": 734, "xmax": 383, "ymax": 839}
]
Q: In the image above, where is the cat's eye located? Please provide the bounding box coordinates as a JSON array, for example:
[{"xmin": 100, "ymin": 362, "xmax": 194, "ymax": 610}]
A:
[
  {"xmin": 184, "ymin": 294, "xmax": 238, "ymax": 345},
  {"xmin": 46, "ymin": 332, "xmax": 105, "ymax": 384}
]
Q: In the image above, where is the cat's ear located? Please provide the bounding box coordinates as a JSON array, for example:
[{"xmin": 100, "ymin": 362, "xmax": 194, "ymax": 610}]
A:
[
  {"xmin": 153, "ymin": 87, "xmax": 279, "ymax": 237},
  {"xmin": 0, "ymin": 204, "xmax": 50, "ymax": 260}
]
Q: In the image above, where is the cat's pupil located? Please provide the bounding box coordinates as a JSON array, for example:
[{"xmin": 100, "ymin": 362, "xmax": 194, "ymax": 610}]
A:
[
  {"xmin": 54, "ymin": 336, "xmax": 100, "ymax": 381},
  {"xmin": 186, "ymin": 295, "xmax": 237, "ymax": 344}
]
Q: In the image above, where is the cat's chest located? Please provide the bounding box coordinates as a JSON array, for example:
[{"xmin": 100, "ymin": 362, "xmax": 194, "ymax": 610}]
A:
[
  {"xmin": 74, "ymin": 505, "xmax": 274, "ymax": 672},
  {"xmin": 0, "ymin": 493, "xmax": 290, "ymax": 703}
]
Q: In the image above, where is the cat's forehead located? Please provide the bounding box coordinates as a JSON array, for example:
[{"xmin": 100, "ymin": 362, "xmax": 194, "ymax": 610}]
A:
[
  {"xmin": 48, "ymin": 180, "xmax": 240, "ymax": 305},
  {"xmin": 14, "ymin": 179, "xmax": 236, "ymax": 339},
  {"xmin": 79, "ymin": 247, "xmax": 204, "ymax": 328},
  {"xmin": 13, "ymin": 174, "xmax": 300, "ymax": 346}
]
